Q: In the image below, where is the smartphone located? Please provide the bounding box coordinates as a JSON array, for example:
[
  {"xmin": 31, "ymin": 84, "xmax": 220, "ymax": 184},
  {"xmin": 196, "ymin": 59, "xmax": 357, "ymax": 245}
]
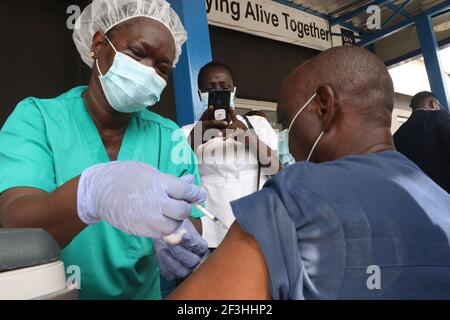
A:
[{"xmin": 208, "ymin": 90, "xmax": 232, "ymax": 123}]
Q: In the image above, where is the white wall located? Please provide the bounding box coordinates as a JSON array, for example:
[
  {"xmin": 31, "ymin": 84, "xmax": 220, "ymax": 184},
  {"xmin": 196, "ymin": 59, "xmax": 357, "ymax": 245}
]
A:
[{"xmin": 392, "ymin": 93, "xmax": 413, "ymax": 133}]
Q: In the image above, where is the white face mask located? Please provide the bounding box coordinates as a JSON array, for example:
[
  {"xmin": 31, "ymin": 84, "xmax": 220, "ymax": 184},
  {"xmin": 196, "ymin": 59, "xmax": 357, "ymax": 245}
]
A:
[
  {"xmin": 199, "ymin": 87, "xmax": 237, "ymax": 109},
  {"xmin": 96, "ymin": 35, "xmax": 167, "ymax": 113},
  {"xmin": 278, "ymin": 93, "xmax": 324, "ymax": 163}
]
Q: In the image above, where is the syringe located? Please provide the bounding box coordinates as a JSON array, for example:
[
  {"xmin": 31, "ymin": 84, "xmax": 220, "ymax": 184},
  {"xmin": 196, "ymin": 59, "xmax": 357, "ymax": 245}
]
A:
[
  {"xmin": 193, "ymin": 203, "xmax": 229, "ymax": 231},
  {"xmin": 163, "ymin": 203, "xmax": 229, "ymax": 246}
]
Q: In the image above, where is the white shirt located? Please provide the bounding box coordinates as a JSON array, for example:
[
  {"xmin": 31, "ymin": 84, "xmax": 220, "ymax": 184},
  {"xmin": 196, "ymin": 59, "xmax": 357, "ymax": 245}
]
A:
[{"xmin": 181, "ymin": 115, "xmax": 278, "ymax": 247}]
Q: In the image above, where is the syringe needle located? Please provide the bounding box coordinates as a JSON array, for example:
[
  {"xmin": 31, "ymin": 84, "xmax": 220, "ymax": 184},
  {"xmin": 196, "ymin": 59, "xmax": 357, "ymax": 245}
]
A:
[{"xmin": 193, "ymin": 203, "xmax": 229, "ymax": 231}]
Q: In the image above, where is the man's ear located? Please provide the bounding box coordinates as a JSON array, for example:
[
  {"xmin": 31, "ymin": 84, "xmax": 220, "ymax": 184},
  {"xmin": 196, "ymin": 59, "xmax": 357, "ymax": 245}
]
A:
[
  {"xmin": 429, "ymin": 99, "xmax": 441, "ymax": 110},
  {"xmin": 90, "ymin": 32, "xmax": 108, "ymax": 59},
  {"xmin": 316, "ymin": 85, "xmax": 337, "ymax": 132}
]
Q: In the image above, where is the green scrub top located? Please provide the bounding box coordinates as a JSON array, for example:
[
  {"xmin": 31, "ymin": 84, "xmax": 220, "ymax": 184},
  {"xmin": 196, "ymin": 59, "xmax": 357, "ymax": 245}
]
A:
[{"xmin": 0, "ymin": 86, "xmax": 202, "ymax": 300}]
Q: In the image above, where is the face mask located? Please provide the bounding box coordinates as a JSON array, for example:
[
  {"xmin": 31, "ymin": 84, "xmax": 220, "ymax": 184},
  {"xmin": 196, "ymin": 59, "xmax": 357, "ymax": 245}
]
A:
[
  {"xmin": 230, "ymin": 87, "xmax": 237, "ymax": 108},
  {"xmin": 278, "ymin": 93, "xmax": 324, "ymax": 165},
  {"xmin": 278, "ymin": 129, "xmax": 296, "ymax": 167},
  {"xmin": 199, "ymin": 87, "xmax": 237, "ymax": 109},
  {"xmin": 199, "ymin": 91, "xmax": 209, "ymax": 109},
  {"xmin": 96, "ymin": 35, "xmax": 167, "ymax": 113}
]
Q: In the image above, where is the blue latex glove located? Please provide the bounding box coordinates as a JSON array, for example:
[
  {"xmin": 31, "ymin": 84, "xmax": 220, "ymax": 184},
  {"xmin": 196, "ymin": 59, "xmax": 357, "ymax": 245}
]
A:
[
  {"xmin": 154, "ymin": 219, "xmax": 209, "ymax": 280},
  {"xmin": 77, "ymin": 161, "xmax": 206, "ymax": 239}
]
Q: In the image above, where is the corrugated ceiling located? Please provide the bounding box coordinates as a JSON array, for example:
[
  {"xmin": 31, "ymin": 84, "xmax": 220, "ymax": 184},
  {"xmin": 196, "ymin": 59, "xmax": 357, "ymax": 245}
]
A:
[{"xmin": 275, "ymin": 0, "xmax": 447, "ymax": 32}]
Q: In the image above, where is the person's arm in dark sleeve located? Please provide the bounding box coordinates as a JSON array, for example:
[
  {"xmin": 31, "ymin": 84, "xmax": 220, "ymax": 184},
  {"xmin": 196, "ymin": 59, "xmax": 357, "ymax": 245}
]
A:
[{"xmin": 436, "ymin": 111, "xmax": 450, "ymax": 159}]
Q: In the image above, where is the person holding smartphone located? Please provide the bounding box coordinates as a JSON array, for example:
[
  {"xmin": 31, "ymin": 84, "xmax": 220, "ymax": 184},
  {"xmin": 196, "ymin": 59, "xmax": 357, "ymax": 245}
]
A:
[{"xmin": 181, "ymin": 62, "xmax": 281, "ymax": 248}]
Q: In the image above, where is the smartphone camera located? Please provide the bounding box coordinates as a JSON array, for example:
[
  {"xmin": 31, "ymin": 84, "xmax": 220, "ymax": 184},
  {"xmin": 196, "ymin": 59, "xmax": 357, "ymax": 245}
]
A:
[{"xmin": 208, "ymin": 90, "xmax": 232, "ymax": 123}]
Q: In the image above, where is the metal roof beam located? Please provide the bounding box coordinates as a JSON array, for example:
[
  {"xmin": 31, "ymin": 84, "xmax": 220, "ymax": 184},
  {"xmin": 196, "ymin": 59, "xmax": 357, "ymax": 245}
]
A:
[
  {"xmin": 330, "ymin": 0, "xmax": 391, "ymax": 25},
  {"xmin": 274, "ymin": 0, "xmax": 332, "ymax": 20},
  {"xmin": 358, "ymin": 0, "xmax": 450, "ymax": 47},
  {"xmin": 274, "ymin": 0, "xmax": 365, "ymax": 35},
  {"xmin": 417, "ymin": 14, "xmax": 450, "ymax": 111},
  {"xmin": 382, "ymin": 0, "xmax": 412, "ymax": 28},
  {"xmin": 384, "ymin": 2, "xmax": 412, "ymax": 19},
  {"xmin": 337, "ymin": 21, "xmax": 366, "ymax": 35}
]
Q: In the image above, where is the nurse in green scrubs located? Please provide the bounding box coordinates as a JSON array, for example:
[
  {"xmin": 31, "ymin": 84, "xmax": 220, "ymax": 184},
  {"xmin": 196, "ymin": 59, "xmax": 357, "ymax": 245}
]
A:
[{"xmin": 0, "ymin": 0, "xmax": 208, "ymax": 299}]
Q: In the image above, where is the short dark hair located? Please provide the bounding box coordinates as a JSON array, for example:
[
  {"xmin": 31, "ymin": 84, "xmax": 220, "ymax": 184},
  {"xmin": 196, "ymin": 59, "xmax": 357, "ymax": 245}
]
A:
[
  {"xmin": 410, "ymin": 91, "xmax": 438, "ymax": 110},
  {"xmin": 197, "ymin": 61, "xmax": 235, "ymax": 88}
]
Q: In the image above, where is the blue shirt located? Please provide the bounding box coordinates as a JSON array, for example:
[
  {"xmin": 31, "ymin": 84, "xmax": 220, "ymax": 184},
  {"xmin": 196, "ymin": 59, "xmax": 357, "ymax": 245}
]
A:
[{"xmin": 231, "ymin": 151, "xmax": 450, "ymax": 299}]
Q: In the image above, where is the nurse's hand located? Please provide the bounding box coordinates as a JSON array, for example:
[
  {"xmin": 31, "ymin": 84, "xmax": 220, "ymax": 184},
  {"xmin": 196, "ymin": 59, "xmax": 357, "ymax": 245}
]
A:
[
  {"xmin": 154, "ymin": 219, "xmax": 209, "ymax": 280},
  {"xmin": 76, "ymin": 161, "xmax": 206, "ymax": 239}
]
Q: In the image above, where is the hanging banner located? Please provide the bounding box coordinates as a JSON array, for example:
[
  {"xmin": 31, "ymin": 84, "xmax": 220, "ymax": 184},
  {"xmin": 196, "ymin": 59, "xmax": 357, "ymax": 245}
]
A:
[{"xmin": 206, "ymin": 0, "xmax": 333, "ymax": 51}]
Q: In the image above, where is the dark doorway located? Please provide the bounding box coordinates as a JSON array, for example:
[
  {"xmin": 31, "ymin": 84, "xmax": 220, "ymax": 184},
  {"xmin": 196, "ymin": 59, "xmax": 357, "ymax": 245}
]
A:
[{"xmin": 0, "ymin": 0, "xmax": 177, "ymax": 127}]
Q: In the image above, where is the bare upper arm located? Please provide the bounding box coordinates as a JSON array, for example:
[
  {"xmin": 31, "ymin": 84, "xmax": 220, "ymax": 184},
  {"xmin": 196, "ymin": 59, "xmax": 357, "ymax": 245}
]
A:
[
  {"xmin": 0, "ymin": 188, "xmax": 48, "ymax": 223},
  {"xmin": 167, "ymin": 222, "xmax": 271, "ymax": 300}
]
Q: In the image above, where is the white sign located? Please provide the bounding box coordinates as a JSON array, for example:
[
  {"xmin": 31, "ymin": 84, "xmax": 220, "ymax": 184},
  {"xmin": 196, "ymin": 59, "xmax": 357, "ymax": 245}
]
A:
[{"xmin": 206, "ymin": 0, "xmax": 332, "ymax": 51}]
